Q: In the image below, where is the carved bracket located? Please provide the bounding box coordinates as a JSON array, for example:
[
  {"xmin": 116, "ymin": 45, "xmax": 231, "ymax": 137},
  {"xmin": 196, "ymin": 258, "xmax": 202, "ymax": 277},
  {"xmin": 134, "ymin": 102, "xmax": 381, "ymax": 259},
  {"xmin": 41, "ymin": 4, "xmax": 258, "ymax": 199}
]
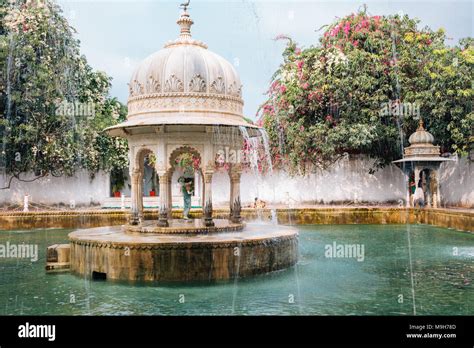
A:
[
  {"xmin": 203, "ymin": 199, "xmax": 214, "ymax": 227},
  {"xmin": 157, "ymin": 205, "xmax": 169, "ymax": 227},
  {"xmin": 230, "ymin": 196, "xmax": 242, "ymax": 223}
]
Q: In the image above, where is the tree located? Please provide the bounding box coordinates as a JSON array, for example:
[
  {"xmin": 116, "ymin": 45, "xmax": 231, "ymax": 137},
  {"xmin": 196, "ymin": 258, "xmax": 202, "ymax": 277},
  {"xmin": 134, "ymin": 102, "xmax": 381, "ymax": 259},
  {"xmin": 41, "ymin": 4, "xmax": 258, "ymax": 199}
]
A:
[
  {"xmin": 259, "ymin": 9, "xmax": 473, "ymax": 175},
  {"xmin": 0, "ymin": 0, "xmax": 128, "ymax": 189}
]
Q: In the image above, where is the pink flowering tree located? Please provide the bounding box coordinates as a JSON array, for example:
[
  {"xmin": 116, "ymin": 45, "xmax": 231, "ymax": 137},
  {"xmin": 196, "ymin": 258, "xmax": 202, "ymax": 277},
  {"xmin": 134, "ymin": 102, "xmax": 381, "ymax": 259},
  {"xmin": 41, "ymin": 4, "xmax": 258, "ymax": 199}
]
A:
[{"xmin": 259, "ymin": 9, "xmax": 473, "ymax": 174}]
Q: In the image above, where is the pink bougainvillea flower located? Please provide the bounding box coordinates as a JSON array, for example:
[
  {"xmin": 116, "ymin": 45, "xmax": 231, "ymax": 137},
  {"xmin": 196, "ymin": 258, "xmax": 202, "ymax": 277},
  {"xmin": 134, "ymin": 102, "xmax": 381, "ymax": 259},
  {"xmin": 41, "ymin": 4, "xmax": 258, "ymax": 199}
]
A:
[
  {"xmin": 343, "ymin": 22, "xmax": 351, "ymax": 36},
  {"xmin": 263, "ymin": 104, "xmax": 275, "ymax": 115},
  {"xmin": 302, "ymin": 82, "xmax": 309, "ymax": 89},
  {"xmin": 297, "ymin": 60, "xmax": 304, "ymax": 70},
  {"xmin": 280, "ymin": 85, "xmax": 287, "ymax": 93}
]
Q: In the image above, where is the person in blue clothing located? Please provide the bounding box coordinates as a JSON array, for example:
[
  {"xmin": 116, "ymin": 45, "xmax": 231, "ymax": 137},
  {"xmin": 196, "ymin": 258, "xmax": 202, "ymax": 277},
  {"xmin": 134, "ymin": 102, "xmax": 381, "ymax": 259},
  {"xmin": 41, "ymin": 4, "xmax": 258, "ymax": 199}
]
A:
[{"xmin": 182, "ymin": 180, "xmax": 193, "ymax": 220}]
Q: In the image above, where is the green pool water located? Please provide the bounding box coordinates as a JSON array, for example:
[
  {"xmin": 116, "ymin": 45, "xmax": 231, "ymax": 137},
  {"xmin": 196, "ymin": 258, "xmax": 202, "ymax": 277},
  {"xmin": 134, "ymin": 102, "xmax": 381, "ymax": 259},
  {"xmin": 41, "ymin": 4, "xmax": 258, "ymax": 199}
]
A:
[{"xmin": 0, "ymin": 224, "xmax": 472, "ymax": 315}]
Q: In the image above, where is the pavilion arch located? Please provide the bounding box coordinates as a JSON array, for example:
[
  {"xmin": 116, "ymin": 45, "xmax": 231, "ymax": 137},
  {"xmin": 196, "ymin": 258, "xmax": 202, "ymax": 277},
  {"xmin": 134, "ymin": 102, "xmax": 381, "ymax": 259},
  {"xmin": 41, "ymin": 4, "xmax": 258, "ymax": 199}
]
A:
[
  {"xmin": 129, "ymin": 146, "xmax": 156, "ymax": 225},
  {"xmin": 132, "ymin": 147, "xmax": 155, "ymax": 173},
  {"xmin": 168, "ymin": 145, "xmax": 202, "ymax": 170},
  {"xmin": 168, "ymin": 145, "xmax": 204, "ymax": 211},
  {"xmin": 413, "ymin": 166, "xmax": 437, "ymax": 207}
]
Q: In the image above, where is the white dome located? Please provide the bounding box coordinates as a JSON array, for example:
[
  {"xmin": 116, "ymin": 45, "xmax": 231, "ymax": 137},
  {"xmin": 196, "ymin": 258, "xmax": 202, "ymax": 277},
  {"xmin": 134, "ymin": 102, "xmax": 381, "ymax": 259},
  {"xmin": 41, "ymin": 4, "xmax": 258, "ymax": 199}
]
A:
[
  {"xmin": 402, "ymin": 120, "xmax": 441, "ymax": 159},
  {"xmin": 129, "ymin": 43, "xmax": 242, "ymax": 99},
  {"xmin": 107, "ymin": 9, "xmax": 257, "ymax": 135},
  {"xmin": 408, "ymin": 126, "xmax": 435, "ymax": 145}
]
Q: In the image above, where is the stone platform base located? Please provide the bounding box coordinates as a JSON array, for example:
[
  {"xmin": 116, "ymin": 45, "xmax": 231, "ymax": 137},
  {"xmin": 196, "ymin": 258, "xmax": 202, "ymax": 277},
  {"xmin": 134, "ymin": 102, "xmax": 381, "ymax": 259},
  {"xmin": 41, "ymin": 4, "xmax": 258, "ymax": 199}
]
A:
[
  {"xmin": 124, "ymin": 219, "xmax": 244, "ymax": 234},
  {"xmin": 68, "ymin": 223, "xmax": 298, "ymax": 282}
]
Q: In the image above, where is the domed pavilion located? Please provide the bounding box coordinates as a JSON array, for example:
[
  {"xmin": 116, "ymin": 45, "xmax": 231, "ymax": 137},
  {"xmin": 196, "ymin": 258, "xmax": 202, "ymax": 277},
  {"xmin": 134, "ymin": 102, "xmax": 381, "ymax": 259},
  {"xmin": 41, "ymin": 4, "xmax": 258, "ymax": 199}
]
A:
[
  {"xmin": 66, "ymin": 4, "xmax": 298, "ymax": 282},
  {"xmin": 393, "ymin": 120, "xmax": 454, "ymax": 208},
  {"xmin": 106, "ymin": 6, "xmax": 259, "ymax": 227}
]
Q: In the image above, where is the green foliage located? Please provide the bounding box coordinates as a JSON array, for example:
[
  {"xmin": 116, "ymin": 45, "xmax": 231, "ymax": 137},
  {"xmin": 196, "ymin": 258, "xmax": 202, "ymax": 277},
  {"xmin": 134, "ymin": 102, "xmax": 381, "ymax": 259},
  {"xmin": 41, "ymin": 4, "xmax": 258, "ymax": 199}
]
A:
[
  {"xmin": 174, "ymin": 153, "xmax": 201, "ymax": 175},
  {"xmin": 0, "ymin": 0, "xmax": 128, "ymax": 183},
  {"xmin": 111, "ymin": 167, "xmax": 126, "ymax": 193},
  {"xmin": 260, "ymin": 10, "xmax": 473, "ymax": 174}
]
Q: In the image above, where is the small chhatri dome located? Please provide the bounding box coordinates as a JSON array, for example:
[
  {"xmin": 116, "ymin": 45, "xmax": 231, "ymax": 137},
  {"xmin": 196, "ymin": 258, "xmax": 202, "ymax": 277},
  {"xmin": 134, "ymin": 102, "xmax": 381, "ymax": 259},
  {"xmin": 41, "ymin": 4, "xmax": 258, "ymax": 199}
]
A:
[
  {"xmin": 106, "ymin": 4, "xmax": 255, "ymax": 137},
  {"xmin": 393, "ymin": 116, "xmax": 454, "ymax": 166},
  {"xmin": 408, "ymin": 119, "xmax": 435, "ymax": 145},
  {"xmin": 404, "ymin": 119, "xmax": 440, "ymax": 158}
]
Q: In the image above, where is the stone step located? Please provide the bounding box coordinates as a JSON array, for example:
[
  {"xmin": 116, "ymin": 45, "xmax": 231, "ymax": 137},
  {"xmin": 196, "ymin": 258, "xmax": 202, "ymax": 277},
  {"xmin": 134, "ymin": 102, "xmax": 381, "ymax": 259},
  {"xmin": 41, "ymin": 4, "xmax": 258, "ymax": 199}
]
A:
[{"xmin": 46, "ymin": 244, "xmax": 70, "ymax": 273}]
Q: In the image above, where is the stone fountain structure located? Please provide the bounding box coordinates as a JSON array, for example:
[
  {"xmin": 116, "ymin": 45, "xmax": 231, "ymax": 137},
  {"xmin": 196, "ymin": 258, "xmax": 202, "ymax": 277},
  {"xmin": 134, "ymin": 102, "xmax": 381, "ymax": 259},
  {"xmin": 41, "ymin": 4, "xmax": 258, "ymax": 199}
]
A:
[{"xmin": 62, "ymin": 5, "xmax": 298, "ymax": 282}]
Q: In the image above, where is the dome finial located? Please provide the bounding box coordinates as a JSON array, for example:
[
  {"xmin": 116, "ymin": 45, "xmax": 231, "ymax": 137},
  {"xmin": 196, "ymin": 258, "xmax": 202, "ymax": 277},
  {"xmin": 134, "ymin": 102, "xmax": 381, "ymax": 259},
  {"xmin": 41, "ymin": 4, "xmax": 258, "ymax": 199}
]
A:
[
  {"xmin": 177, "ymin": 1, "xmax": 193, "ymax": 39},
  {"xmin": 417, "ymin": 118, "xmax": 425, "ymax": 131}
]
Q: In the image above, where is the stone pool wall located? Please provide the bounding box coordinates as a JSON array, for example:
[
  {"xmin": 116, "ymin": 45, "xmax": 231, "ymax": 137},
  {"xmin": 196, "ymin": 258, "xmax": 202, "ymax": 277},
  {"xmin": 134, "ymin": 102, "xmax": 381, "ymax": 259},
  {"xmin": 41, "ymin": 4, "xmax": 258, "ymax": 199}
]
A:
[{"xmin": 0, "ymin": 208, "xmax": 471, "ymax": 232}]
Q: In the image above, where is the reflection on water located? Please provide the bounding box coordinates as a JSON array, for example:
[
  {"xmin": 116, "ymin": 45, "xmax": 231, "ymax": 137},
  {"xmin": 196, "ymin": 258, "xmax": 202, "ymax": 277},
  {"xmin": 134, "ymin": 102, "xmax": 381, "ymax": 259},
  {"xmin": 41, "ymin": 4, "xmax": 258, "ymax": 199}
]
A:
[{"xmin": 0, "ymin": 224, "xmax": 472, "ymax": 315}]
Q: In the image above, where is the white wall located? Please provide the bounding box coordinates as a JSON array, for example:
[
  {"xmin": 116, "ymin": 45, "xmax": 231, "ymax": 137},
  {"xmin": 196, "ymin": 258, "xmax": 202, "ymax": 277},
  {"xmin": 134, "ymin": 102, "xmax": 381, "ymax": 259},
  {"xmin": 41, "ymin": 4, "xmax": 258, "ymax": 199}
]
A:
[
  {"xmin": 439, "ymin": 156, "xmax": 474, "ymax": 208},
  {"xmin": 212, "ymin": 155, "xmax": 471, "ymax": 208},
  {"xmin": 1, "ymin": 156, "xmax": 472, "ymax": 208},
  {"xmin": 212, "ymin": 156, "xmax": 407, "ymax": 206},
  {"xmin": 0, "ymin": 170, "xmax": 110, "ymax": 207}
]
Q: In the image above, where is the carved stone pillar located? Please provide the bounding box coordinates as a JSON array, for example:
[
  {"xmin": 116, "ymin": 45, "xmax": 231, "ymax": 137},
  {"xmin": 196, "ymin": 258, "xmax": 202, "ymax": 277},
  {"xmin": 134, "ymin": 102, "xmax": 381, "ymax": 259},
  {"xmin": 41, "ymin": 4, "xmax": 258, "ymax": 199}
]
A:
[
  {"xmin": 167, "ymin": 172, "xmax": 173, "ymax": 219},
  {"xmin": 157, "ymin": 172, "xmax": 169, "ymax": 227},
  {"xmin": 405, "ymin": 173, "xmax": 411, "ymax": 208},
  {"xmin": 194, "ymin": 170, "xmax": 200, "ymax": 201},
  {"xmin": 203, "ymin": 171, "xmax": 214, "ymax": 227},
  {"xmin": 414, "ymin": 167, "xmax": 421, "ymax": 187},
  {"xmin": 229, "ymin": 168, "xmax": 242, "ymax": 223},
  {"xmin": 425, "ymin": 171, "xmax": 432, "ymax": 208},
  {"xmin": 413, "ymin": 166, "xmax": 423, "ymax": 207},
  {"xmin": 432, "ymin": 170, "xmax": 441, "ymax": 208},
  {"xmin": 130, "ymin": 168, "xmax": 143, "ymax": 225}
]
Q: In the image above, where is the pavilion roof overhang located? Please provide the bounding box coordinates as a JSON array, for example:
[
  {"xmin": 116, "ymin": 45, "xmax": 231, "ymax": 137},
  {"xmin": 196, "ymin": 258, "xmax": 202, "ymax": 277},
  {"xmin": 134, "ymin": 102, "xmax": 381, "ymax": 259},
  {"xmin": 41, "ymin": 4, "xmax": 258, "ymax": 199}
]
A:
[
  {"xmin": 105, "ymin": 113, "xmax": 260, "ymax": 138},
  {"xmin": 392, "ymin": 156, "xmax": 455, "ymax": 172},
  {"xmin": 392, "ymin": 157, "xmax": 455, "ymax": 164}
]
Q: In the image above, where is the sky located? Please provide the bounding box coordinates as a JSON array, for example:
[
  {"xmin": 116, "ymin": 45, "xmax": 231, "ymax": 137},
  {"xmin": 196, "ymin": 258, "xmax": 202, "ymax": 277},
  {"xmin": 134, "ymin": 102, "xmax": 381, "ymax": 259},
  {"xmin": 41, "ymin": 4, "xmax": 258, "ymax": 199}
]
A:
[{"xmin": 56, "ymin": 0, "xmax": 473, "ymax": 121}]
